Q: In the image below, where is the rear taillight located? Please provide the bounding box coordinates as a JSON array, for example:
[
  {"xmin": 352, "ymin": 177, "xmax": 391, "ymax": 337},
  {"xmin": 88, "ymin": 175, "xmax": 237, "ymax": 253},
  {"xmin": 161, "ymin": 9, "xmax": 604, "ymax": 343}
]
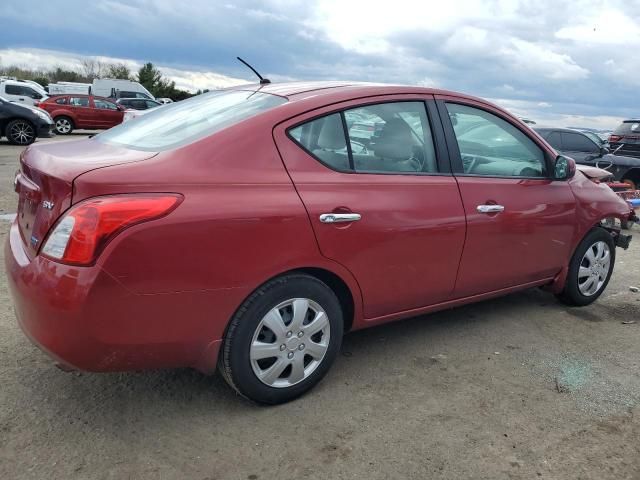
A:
[
  {"xmin": 609, "ymin": 135, "xmax": 623, "ymax": 143},
  {"xmin": 41, "ymin": 194, "xmax": 182, "ymax": 266}
]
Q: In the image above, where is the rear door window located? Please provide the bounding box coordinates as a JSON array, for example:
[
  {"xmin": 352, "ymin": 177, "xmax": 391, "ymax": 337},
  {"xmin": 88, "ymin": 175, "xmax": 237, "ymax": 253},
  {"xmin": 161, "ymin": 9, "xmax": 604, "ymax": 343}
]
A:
[
  {"xmin": 289, "ymin": 113, "xmax": 350, "ymax": 171},
  {"xmin": 346, "ymin": 102, "xmax": 437, "ymax": 173},
  {"xmin": 561, "ymin": 132, "xmax": 598, "ymax": 153},
  {"xmin": 4, "ymin": 85, "xmax": 21, "ymax": 95},
  {"xmin": 289, "ymin": 101, "xmax": 438, "ymax": 175},
  {"xmin": 69, "ymin": 97, "xmax": 89, "ymax": 107},
  {"xmin": 94, "ymin": 99, "xmax": 118, "ymax": 110}
]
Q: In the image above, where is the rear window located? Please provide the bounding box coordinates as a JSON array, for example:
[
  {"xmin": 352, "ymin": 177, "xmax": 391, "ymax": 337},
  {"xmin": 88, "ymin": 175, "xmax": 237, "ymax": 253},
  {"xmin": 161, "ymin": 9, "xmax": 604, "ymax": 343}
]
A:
[
  {"xmin": 97, "ymin": 90, "xmax": 286, "ymax": 151},
  {"xmin": 69, "ymin": 97, "xmax": 89, "ymax": 107},
  {"xmin": 614, "ymin": 121, "xmax": 640, "ymax": 135}
]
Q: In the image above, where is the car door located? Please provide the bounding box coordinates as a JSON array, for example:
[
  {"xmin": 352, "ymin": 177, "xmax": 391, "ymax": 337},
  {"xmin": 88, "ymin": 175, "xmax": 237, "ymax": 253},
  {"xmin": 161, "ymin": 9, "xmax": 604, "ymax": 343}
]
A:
[
  {"xmin": 274, "ymin": 97, "xmax": 466, "ymax": 320},
  {"xmin": 92, "ymin": 98, "xmax": 124, "ymax": 128},
  {"xmin": 435, "ymin": 96, "xmax": 577, "ymax": 297},
  {"xmin": 68, "ymin": 96, "xmax": 93, "ymax": 128},
  {"xmin": 3, "ymin": 84, "xmax": 31, "ymax": 104},
  {"xmin": 560, "ymin": 132, "xmax": 600, "ymax": 164}
]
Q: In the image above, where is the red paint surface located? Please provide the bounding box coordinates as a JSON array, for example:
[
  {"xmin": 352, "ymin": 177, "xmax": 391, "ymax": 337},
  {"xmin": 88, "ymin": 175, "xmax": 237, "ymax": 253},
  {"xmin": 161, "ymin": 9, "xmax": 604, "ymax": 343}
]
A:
[{"xmin": 6, "ymin": 83, "xmax": 632, "ymax": 373}]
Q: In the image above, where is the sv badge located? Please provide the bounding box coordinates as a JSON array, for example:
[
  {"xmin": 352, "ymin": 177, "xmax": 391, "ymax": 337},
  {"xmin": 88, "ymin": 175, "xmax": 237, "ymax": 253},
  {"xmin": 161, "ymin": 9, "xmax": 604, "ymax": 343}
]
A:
[{"xmin": 42, "ymin": 201, "xmax": 55, "ymax": 210}]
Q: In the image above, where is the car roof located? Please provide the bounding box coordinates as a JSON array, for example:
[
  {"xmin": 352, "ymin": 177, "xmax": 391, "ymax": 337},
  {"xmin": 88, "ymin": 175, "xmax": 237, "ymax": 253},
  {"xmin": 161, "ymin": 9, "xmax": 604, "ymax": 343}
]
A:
[{"xmin": 229, "ymin": 81, "xmax": 490, "ymax": 104}]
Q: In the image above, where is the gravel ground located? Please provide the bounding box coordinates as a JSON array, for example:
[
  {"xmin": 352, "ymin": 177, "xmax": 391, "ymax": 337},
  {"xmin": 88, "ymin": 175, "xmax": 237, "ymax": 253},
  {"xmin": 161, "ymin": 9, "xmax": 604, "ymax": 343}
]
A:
[{"xmin": 1, "ymin": 134, "xmax": 639, "ymax": 479}]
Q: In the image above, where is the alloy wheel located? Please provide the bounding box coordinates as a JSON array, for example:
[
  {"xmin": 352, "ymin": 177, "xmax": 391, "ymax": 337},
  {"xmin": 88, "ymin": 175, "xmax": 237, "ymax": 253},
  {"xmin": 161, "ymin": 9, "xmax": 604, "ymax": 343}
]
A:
[
  {"xmin": 9, "ymin": 121, "xmax": 35, "ymax": 145},
  {"xmin": 577, "ymin": 241, "xmax": 611, "ymax": 296},
  {"xmin": 55, "ymin": 118, "xmax": 72, "ymax": 134},
  {"xmin": 250, "ymin": 298, "xmax": 330, "ymax": 388}
]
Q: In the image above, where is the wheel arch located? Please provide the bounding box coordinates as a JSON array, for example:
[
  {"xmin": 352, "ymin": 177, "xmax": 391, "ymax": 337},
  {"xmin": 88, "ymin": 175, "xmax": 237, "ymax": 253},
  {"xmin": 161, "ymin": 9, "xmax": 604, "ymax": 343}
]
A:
[
  {"xmin": 5, "ymin": 116, "xmax": 35, "ymax": 127},
  {"xmin": 206, "ymin": 264, "xmax": 361, "ymax": 375},
  {"xmin": 547, "ymin": 224, "xmax": 614, "ymax": 294},
  {"xmin": 294, "ymin": 267, "xmax": 356, "ymax": 333},
  {"xmin": 53, "ymin": 112, "xmax": 76, "ymax": 124},
  {"xmin": 221, "ymin": 264, "xmax": 362, "ymax": 344}
]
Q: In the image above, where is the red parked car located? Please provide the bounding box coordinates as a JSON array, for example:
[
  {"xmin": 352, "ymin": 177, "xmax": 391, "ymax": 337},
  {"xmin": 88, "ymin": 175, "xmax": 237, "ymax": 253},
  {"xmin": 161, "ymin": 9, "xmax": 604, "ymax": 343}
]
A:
[
  {"xmin": 6, "ymin": 82, "xmax": 633, "ymax": 404},
  {"xmin": 37, "ymin": 95, "xmax": 124, "ymax": 135}
]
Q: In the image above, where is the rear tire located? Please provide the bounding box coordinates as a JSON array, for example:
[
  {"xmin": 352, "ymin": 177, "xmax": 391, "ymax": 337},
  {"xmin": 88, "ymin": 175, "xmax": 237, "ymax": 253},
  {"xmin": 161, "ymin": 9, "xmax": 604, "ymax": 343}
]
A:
[
  {"xmin": 556, "ymin": 228, "xmax": 615, "ymax": 306},
  {"xmin": 54, "ymin": 116, "xmax": 74, "ymax": 135},
  {"xmin": 219, "ymin": 274, "xmax": 343, "ymax": 404},
  {"xmin": 6, "ymin": 119, "xmax": 36, "ymax": 145}
]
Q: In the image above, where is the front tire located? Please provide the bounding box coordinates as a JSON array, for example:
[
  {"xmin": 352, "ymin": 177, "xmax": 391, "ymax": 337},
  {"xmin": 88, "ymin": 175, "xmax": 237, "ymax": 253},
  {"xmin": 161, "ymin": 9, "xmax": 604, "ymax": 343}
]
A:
[
  {"xmin": 54, "ymin": 116, "xmax": 74, "ymax": 135},
  {"xmin": 6, "ymin": 119, "xmax": 36, "ymax": 145},
  {"xmin": 219, "ymin": 274, "xmax": 343, "ymax": 404},
  {"xmin": 557, "ymin": 228, "xmax": 615, "ymax": 306}
]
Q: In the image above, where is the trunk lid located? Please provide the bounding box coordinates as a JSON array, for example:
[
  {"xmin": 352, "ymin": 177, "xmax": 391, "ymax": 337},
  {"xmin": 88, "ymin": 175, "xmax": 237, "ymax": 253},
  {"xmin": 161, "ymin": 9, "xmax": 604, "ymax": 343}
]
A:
[{"xmin": 16, "ymin": 138, "xmax": 157, "ymax": 258}]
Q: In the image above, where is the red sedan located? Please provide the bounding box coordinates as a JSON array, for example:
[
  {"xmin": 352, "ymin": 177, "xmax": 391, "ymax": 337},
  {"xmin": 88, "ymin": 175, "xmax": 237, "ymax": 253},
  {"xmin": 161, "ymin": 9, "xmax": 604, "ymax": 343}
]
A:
[
  {"xmin": 37, "ymin": 94, "xmax": 124, "ymax": 135},
  {"xmin": 6, "ymin": 82, "xmax": 633, "ymax": 404}
]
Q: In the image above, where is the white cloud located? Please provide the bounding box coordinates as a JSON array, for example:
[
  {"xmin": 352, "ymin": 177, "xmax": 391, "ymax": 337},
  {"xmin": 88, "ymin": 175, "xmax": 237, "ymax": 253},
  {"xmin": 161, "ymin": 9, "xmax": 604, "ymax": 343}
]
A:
[
  {"xmin": 491, "ymin": 97, "xmax": 622, "ymax": 130},
  {"xmin": 310, "ymin": 0, "xmax": 519, "ymax": 54},
  {"xmin": 0, "ymin": 48, "xmax": 247, "ymax": 92},
  {"xmin": 500, "ymin": 39, "xmax": 590, "ymax": 80},
  {"xmin": 556, "ymin": 8, "xmax": 640, "ymax": 45}
]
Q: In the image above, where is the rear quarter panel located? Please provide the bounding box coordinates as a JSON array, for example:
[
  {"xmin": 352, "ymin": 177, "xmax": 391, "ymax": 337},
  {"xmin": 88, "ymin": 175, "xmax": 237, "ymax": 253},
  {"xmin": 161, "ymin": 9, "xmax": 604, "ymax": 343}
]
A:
[{"xmin": 73, "ymin": 116, "xmax": 363, "ymax": 340}]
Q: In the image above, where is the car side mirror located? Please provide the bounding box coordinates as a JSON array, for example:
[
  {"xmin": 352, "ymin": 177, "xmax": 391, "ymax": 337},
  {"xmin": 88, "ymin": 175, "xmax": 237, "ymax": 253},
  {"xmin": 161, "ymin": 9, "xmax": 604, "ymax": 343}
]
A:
[
  {"xmin": 600, "ymin": 146, "xmax": 609, "ymax": 156},
  {"xmin": 116, "ymin": 105, "xmax": 125, "ymax": 111},
  {"xmin": 554, "ymin": 155, "xmax": 576, "ymax": 181}
]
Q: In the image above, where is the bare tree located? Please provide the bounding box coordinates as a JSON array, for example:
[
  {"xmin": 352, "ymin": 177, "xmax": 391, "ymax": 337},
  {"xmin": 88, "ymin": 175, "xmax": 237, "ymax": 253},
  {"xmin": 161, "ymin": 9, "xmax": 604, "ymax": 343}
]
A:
[{"xmin": 80, "ymin": 58, "xmax": 105, "ymax": 80}]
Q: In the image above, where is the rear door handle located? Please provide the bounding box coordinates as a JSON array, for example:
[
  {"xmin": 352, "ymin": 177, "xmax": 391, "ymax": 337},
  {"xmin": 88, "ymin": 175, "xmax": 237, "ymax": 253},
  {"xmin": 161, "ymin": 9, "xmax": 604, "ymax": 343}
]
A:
[
  {"xmin": 477, "ymin": 205, "xmax": 505, "ymax": 214},
  {"xmin": 319, "ymin": 213, "xmax": 362, "ymax": 223}
]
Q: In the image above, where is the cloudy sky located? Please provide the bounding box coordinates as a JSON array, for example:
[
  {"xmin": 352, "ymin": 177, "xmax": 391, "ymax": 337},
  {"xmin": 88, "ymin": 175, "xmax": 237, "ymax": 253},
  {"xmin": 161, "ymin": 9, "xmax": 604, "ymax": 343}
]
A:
[{"xmin": 1, "ymin": 0, "xmax": 638, "ymax": 129}]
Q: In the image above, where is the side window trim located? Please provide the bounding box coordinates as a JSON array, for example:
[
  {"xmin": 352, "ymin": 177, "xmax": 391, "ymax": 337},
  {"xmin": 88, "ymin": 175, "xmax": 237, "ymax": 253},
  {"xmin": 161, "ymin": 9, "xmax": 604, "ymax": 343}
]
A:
[
  {"xmin": 339, "ymin": 111, "xmax": 355, "ymax": 170},
  {"xmin": 436, "ymin": 99, "xmax": 553, "ymax": 179},
  {"xmin": 286, "ymin": 99, "xmax": 449, "ymax": 176}
]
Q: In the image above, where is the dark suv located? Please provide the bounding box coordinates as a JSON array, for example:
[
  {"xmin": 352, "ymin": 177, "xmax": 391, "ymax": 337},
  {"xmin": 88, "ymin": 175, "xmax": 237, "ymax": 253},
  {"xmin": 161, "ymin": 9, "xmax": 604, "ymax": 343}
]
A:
[
  {"xmin": 535, "ymin": 127, "xmax": 640, "ymax": 188},
  {"xmin": 0, "ymin": 95, "xmax": 54, "ymax": 145},
  {"xmin": 609, "ymin": 120, "xmax": 640, "ymax": 160},
  {"xmin": 116, "ymin": 98, "xmax": 162, "ymax": 111}
]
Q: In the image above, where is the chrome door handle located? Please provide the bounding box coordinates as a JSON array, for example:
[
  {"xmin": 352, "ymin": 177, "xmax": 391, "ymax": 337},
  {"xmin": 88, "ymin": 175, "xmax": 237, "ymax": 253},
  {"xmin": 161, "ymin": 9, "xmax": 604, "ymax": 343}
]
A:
[
  {"xmin": 319, "ymin": 213, "xmax": 362, "ymax": 223},
  {"xmin": 477, "ymin": 205, "xmax": 505, "ymax": 214}
]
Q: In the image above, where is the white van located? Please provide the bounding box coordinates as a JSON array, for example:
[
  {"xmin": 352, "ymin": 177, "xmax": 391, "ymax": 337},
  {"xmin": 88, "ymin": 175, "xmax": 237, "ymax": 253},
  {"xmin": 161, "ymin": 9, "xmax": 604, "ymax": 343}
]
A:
[
  {"xmin": 0, "ymin": 79, "xmax": 49, "ymax": 106},
  {"xmin": 47, "ymin": 82, "xmax": 92, "ymax": 95},
  {"xmin": 91, "ymin": 79, "xmax": 155, "ymax": 100}
]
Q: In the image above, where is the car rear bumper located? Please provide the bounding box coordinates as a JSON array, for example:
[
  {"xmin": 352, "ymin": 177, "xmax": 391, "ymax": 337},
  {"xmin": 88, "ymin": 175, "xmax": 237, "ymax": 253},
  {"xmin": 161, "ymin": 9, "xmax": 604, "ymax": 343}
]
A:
[{"xmin": 5, "ymin": 222, "xmax": 224, "ymax": 373}]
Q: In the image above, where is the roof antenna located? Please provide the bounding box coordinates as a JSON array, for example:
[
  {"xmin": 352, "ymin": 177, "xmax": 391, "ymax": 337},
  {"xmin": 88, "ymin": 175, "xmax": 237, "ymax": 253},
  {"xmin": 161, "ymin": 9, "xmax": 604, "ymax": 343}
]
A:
[{"xmin": 237, "ymin": 57, "xmax": 271, "ymax": 85}]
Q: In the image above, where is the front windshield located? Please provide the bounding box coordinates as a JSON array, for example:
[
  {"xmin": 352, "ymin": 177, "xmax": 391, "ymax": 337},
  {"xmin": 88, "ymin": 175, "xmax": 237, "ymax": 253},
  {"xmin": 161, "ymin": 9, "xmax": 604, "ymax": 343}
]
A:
[{"xmin": 97, "ymin": 90, "xmax": 287, "ymax": 151}]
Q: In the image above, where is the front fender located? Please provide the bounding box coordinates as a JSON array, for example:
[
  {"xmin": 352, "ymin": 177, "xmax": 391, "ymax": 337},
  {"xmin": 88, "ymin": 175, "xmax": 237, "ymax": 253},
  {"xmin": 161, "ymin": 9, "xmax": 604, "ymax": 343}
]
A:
[{"xmin": 569, "ymin": 172, "xmax": 632, "ymax": 238}]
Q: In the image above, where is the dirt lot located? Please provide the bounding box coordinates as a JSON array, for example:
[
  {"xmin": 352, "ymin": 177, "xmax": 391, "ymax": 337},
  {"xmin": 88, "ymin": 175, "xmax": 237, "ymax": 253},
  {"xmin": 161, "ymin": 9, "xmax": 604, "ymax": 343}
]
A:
[{"xmin": 1, "ymin": 134, "xmax": 639, "ymax": 480}]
